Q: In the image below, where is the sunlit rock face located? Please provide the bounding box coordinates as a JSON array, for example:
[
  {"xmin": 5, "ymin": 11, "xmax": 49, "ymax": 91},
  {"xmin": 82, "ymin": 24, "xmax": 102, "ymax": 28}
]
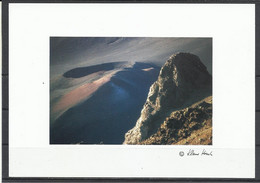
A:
[{"xmin": 124, "ymin": 53, "xmax": 212, "ymax": 144}]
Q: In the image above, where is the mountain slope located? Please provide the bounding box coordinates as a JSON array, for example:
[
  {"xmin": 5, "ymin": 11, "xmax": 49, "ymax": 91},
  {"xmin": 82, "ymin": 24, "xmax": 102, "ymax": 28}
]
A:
[
  {"xmin": 50, "ymin": 62, "xmax": 160, "ymax": 144},
  {"xmin": 124, "ymin": 53, "xmax": 212, "ymax": 145}
]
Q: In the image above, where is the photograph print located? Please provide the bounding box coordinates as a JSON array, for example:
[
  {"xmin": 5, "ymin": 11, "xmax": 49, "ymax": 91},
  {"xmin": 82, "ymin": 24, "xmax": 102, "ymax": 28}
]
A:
[{"xmin": 50, "ymin": 37, "xmax": 212, "ymax": 145}]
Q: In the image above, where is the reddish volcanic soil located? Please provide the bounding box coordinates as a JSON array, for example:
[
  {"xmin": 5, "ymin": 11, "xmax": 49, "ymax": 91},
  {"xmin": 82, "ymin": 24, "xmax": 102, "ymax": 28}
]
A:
[
  {"xmin": 53, "ymin": 73, "xmax": 114, "ymax": 117},
  {"xmin": 50, "ymin": 62, "xmax": 161, "ymax": 144},
  {"xmin": 51, "ymin": 66, "xmax": 157, "ymax": 122}
]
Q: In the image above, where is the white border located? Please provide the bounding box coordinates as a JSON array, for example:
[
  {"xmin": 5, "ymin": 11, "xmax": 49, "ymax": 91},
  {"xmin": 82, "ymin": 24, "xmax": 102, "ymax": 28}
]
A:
[{"xmin": 9, "ymin": 4, "xmax": 255, "ymax": 178}]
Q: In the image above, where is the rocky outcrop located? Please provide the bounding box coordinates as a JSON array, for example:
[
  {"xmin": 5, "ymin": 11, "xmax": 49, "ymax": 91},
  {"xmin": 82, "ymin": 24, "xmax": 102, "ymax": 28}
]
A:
[
  {"xmin": 124, "ymin": 52, "xmax": 212, "ymax": 144},
  {"xmin": 140, "ymin": 96, "xmax": 212, "ymax": 145}
]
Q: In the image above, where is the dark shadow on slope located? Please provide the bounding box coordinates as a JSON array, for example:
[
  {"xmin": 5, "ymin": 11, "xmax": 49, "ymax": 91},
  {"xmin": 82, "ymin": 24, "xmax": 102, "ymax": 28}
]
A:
[
  {"xmin": 63, "ymin": 62, "xmax": 125, "ymax": 78},
  {"xmin": 50, "ymin": 62, "xmax": 160, "ymax": 144}
]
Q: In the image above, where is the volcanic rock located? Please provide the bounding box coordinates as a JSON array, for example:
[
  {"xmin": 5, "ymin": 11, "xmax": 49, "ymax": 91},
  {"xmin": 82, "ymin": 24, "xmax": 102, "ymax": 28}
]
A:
[{"xmin": 124, "ymin": 52, "xmax": 212, "ymax": 144}]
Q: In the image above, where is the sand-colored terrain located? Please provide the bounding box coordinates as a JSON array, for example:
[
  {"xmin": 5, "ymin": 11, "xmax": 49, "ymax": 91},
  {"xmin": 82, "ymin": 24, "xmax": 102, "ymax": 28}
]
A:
[{"xmin": 52, "ymin": 72, "xmax": 115, "ymax": 120}]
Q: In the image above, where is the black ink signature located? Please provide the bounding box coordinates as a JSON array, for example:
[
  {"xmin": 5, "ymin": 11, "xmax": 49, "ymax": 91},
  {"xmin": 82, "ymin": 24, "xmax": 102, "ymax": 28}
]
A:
[
  {"xmin": 186, "ymin": 149, "xmax": 213, "ymax": 156},
  {"xmin": 187, "ymin": 149, "xmax": 200, "ymax": 156},
  {"xmin": 201, "ymin": 149, "xmax": 213, "ymax": 156}
]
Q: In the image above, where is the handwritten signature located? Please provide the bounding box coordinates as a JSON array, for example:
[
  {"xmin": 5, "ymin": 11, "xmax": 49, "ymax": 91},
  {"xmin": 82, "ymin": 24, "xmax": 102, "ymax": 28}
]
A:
[{"xmin": 180, "ymin": 149, "xmax": 213, "ymax": 156}]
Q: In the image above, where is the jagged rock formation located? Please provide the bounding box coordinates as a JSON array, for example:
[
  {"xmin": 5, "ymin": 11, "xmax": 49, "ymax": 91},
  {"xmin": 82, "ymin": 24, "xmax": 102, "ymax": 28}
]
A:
[
  {"xmin": 140, "ymin": 96, "xmax": 212, "ymax": 145},
  {"xmin": 124, "ymin": 52, "xmax": 212, "ymax": 145}
]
